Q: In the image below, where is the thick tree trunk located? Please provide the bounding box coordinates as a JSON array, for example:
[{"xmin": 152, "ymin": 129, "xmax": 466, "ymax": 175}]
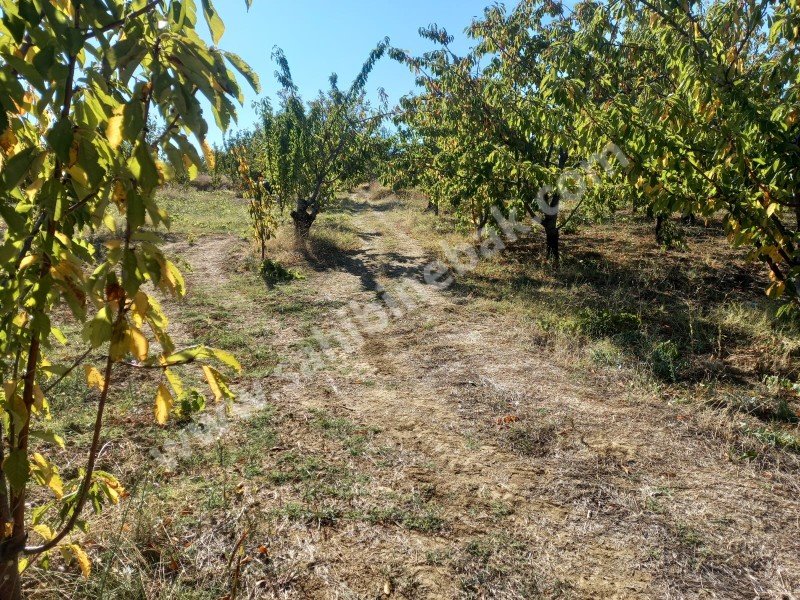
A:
[
  {"xmin": 291, "ymin": 211, "xmax": 315, "ymax": 239},
  {"xmin": 291, "ymin": 198, "xmax": 317, "ymax": 243}
]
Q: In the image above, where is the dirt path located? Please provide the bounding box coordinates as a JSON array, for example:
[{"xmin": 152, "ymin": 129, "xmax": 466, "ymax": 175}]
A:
[{"xmin": 178, "ymin": 191, "xmax": 799, "ymax": 599}]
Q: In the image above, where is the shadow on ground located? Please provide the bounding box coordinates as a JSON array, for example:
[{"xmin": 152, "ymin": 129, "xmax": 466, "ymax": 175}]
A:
[{"xmin": 447, "ymin": 215, "xmax": 800, "ymax": 419}]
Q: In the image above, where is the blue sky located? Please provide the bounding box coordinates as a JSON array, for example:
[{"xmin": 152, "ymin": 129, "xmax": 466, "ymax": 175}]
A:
[{"xmin": 205, "ymin": 0, "xmax": 492, "ymax": 144}]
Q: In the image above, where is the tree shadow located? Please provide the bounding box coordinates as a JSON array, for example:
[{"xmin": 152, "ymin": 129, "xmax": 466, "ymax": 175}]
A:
[
  {"xmin": 298, "ymin": 232, "xmax": 428, "ymax": 295},
  {"xmin": 368, "ymin": 199, "xmax": 404, "ymax": 212},
  {"xmin": 448, "ymin": 216, "xmax": 797, "ymax": 391},
  {"xmin": 333, "ymin": 197, "xmax": 371, "ymax": 215}
]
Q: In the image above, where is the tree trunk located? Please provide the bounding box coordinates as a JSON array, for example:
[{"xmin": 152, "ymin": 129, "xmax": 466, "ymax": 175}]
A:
[
  {"xmin": 0, "ymin": 455, "xmax": 21, "ymax": 600},
  {"xmin": 543, "ymin": 212, "xmax": 560, "ymax": 264},
  {"xmin": 0, "ymin": 550, "xmax": 22, "ymax": 600},
  {"xmin": 291, "ymin": 211, "xmax": 315, "ymax": 239},
  {"xmin": 655, "ymin": 213, "xmax": 666, "ymax": 244},
  {"xmin": 291, "ymin": 198, "xmax": 317, "ymax": 243}
]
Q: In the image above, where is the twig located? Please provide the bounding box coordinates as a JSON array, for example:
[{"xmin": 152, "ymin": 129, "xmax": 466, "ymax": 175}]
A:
[{"xmin": 42, "ymin": 348, "xmax": 92, "ymax": 394}]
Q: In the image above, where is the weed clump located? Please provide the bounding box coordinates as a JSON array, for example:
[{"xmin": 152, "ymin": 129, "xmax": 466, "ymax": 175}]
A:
[
  {"xmin": 260, "ymin": 258, "xmax": 304, "ymax": 285},
  {"xmin": 576, "ymin": 308, "xmax": 642, "ymax": 339},
  {"xmin": 651, "ymin": 339, "xmax": 682, "ymax": 381}
]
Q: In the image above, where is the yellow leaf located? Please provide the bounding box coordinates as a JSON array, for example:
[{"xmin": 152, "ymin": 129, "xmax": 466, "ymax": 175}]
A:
[
  {"xmin": 0, "ymin": 127, "xmax": 17, "ymax": 154},
  {"xmin": 129, "ymin": 327, "xmax": 149, "ymax": 361},
  {"xmin": 132, "ymin": 291, "xmax": 149, "ymax": 314},
  {"xmin": 161, "ymin": 260, "xmax": 185, "ymax": 297},
  {"xmin": 65, "ymin": 544, "xmax": 91, "ymax": 579},
  {"xmin": 33, "ymin": 385, "xmax": 44, "ymax": 407},
  {"xmin": 21, "ymin": 91, "xmax": 34, "ymax": 112},
  {"xmin": 84, "ymin": 365, "xmax": 105, "ymax": 391},
  {"xmin": 156, "ymin": 160, "xmax": 174, "ymax": 184},
  {"xmin": 109, "ymin": 322, "xmax": 130, "ymax": 361},
  {"xmin": 31, "ymin": 453, "xmax": 63, "ymax": 499},
  {"xmin": 211, "ymin": 348, "xmax": 242, "ymax": 373},
  {"xmin": 201, "ymin": 139, "xmax": 216, "ymax": 171},
  {"xmin": 51, "ymin": 326, "xmax": 68, "ymax": 345},
  {"xmin": 3, "ymin": 380, "xmax": 18, "ymax": 401},
  {"xmin": 154, "ymin": 383, "xmax": 173, "ymax": 424},
  {"xmin": 761, "ymin": 245, "xmax": 782, "ymax": 262},
  {"xmin": 32, "ymin": 384, "xmax": 50, "ymax": 418},
  {"xmin": 93, "ymin": 471, "xmax": 125, "ymax": 504},
  {"xmin": 203, "ymin": 365, "xmax": 223, "ymax": 401},
  {"xmin": 68, "ymin": 140, "xmax": 79, "ymax": 167},
  {"xmin": 112, "ymin": 179, "xmax": 127, "ymax": 206},
  {"xmin": 165, "ymin": 368, "xmax": 184, "ymax": 397},
  {"xmin": 766, "ymin": 281, "xmax": 786, "ymax": 299},
  {"xmin": 25, "ymin": 178, "xmax": 43, "ymax": 201},
  {"xmin": 33, "ymin": 524, "xmax": 54, "ymax": 541},
  {"xmin": 102, "ymin": 212, "xmax": 116, "ymax": 233},
  {"xmin": 203, "ymin": 365, "xmax": 234, "ymax": 402},
  {"xmin": 67, "ymin": 165, "xmax": 88, "ymax": 187},
  {"xmin": 106, "ymin": 114, "xmax": 124, "ymax": 150},
  {"xmin": 19, "ymin": 255, "xmax": 38, "ymax": 270}
]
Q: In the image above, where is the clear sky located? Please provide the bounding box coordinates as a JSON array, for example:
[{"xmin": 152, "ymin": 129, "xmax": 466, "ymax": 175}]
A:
[{"xmin": 204, "ymin": 0, "xmax": 492, "ymax": 144}]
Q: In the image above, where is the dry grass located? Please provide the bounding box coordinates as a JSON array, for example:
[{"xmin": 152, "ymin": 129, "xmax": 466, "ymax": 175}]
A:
[{"xmin": 25, "ymin": 185, "xmax": 800, "ymax": 599}]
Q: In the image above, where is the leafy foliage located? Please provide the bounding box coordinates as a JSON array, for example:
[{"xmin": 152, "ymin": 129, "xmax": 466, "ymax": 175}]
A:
[
  {"xmin": 0, "ymin": 0, "xmax": 254, "ymax": 593},
  {"xmin": 223, "ymin": 42, "xmax": 390, "ymax": 241},
  {"xmin": 391, "ymin": 0, "xmax": 800, "ymax": 306}
]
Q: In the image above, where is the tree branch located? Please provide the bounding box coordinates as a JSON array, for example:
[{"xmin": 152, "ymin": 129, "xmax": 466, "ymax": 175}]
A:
[
  {"xmin": 24, "ymin": 334, "xmax": 117, "ymax": 555},
  {"xmin": 82, "ymin": 0, "xmax": 163, "ymax": 40}
]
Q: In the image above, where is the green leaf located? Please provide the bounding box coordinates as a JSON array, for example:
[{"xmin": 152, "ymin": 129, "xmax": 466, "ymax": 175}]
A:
[
  {"xmin": 127, "ymin": 189, "xmax": 146, "ymax": 229},
  {"xmin": 32, "ymin": 45, "xmax": 56, "ymax": 79},
  {"xmin": 0, "ymin": 148, "xmax": 40, "ymax": 192},
  {"xmin": 131, "ymin": 144, "xmax": 159, "ymax": 194},
  {"xmin": 46, "ymin": 118, "xmax": 74, "ymax": 163},
  {"xmin": 3, "ymin": 450, "xmax": 29, "ymax": 492},
  {"xmin": 223, "ymin": 51, "xmax": 260, "ymax": 93},
  {"xmin": 201, "ymin": 0, "xmax": 225, "ymax": 45},
  {"xmin": 83, "ymin": 305, "xmax": 114, "ymax": 348},
  {"xmin": 29, "ymin": 430, "xmax": 66, "ymax": 449},
  {"xmin": 122, "ymin": 248, "xmax": 144, "ymax": 296}
]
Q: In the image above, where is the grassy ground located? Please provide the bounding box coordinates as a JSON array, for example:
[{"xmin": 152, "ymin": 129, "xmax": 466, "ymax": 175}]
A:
[
  {"xmin": 389, "ymin": 190, "xmax": 800, "ymax": 456},
  {"xmin": 27, "ymin": 184, "xmax": 800, "ymax": 599}
]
